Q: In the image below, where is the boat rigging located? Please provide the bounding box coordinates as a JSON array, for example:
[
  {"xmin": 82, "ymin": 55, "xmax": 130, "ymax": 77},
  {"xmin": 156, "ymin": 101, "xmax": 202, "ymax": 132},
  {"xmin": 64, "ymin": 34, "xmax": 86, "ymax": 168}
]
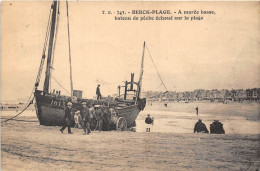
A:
[{"xmin": 33, "ymin": 0, "xmax": 146, "ymax": 130}]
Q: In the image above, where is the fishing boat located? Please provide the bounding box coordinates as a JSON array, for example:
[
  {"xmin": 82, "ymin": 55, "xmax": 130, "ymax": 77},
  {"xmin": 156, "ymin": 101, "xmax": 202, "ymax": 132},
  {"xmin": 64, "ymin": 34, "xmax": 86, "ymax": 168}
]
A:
[{"xmin": 34, "ymin": 1, "xmax": 146, "ymax": 131}]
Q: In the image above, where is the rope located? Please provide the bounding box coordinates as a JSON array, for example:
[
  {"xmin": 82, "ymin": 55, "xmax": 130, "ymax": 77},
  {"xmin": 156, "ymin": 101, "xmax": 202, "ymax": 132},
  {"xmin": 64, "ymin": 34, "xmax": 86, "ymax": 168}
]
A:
[
  {"xmin": 42, "ymin": 6, "xmax": 53, "ymax": 55},
  {"xmin": 146, "ymin": 45, "xmax": 168, "ymax": 92},
  {"xmin": 35, "ymin": 5, "xmax": 53, "ymax": 85},
  {"xmin": 138, "ymin": 41, "xmax": 145, "ymax": 94},
  {"xmin": 2, "ymin": 79, "xmax": 38, "ymax": 124},
  {"xmin": 1, "ymin": 3, "xmax": 55, "ymax": 124},
  {"xmin": 6, "ymin": 119, "xmax": 38, "ymax": 123},
  {"xmin": 1, "ymin": 98, "xmax": 34, "ymax": 124},
  {"xmin": 154, "ymin": 83, "xmax": 163, "ymax": 90},
  {"xmin": 1, "ymin": 2, "xmax": 59, "ymax": 124},
  {"xmin": 51, "ymin": 75, "xmax": 71, "ymax": 95}
]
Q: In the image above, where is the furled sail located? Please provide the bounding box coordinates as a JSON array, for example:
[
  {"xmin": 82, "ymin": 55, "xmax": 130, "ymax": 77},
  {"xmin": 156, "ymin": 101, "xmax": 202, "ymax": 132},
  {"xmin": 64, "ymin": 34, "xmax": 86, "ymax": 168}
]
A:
[
  {"xmin": 43, "ymin": 1, "xmax": 58, "ymax": 93},
  {"xmin": 137, "ymin": 41, "xmax": 146, "ymax": 98}
]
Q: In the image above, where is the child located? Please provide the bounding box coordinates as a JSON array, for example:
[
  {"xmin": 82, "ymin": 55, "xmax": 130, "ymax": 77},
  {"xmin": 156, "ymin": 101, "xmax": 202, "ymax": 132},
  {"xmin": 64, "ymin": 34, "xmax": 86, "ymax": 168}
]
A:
[
  {"xmin": 145, "ymin": 114, "xmax": 153, "ymax": 132},
  {"xmin": 74, "ymin": 110, "xmax": 82, "ymax": 129}
]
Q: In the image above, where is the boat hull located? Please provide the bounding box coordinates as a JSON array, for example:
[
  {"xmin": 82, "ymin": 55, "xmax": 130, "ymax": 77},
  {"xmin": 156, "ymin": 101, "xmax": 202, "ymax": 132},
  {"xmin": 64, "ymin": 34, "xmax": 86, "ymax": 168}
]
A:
[
  {"xmin": 117, "ymin": 105, "xmax": 140, "ymax": 127},
  {"xmin": 34, "ymin": 90, "xmax": 69, "ymax": 126},
  {"xmin": 34, "ymin": 90, "xmax": 145, "ymax": 128}
]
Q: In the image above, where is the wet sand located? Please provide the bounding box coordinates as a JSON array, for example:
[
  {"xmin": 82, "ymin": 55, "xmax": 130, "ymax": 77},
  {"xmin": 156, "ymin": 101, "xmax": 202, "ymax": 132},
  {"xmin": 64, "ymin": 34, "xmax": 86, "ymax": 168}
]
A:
[
  {"xmin": 137, "ymin": 102, "xmax": 260, "ymax": 134},
  {"xmin": 1, "ymin": 115, "xmax": 260, "ymax": 171}
]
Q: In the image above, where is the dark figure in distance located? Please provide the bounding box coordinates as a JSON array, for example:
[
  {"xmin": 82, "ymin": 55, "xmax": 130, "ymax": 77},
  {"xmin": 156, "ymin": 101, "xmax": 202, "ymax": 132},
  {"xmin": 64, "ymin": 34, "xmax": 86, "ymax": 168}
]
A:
[
  {"xmin": 194, "ymin": 119, "xmax": 209, "ymax": 133},
  {"xmin": 81, "ymin": 102, "xmax": 91, "ymax": 135},
  {"xmin": 96, "ymin": 84, "xmax": 102, "ymax": 100},
  {"xmin": 145, "ymin": 114, "xmax": 153, "ymax": 132},
  {"xmin": 196, "ymin": 106, "xmax": 199, "ymax": 115},
  {"xmin": 60, "ymin": 102, "xmax": 73, "ymax": 134},
  {"xmin": 210, "ymin": 120, "xmax": 225, "ymax": 134}
]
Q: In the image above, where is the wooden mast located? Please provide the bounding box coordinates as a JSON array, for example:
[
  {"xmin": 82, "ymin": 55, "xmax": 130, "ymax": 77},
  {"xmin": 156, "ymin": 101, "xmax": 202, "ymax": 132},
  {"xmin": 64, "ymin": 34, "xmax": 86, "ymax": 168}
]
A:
[
  {"xmin": 43, "ymin": 1, "xmax": 58, "ymax": 93},
  {"xmin": 137, "ymin": 41, "xmax": 145, "ymax": 98},
  {"xmin": 66, "ymin": 0, "xmax": 74, "ymax": 98}
]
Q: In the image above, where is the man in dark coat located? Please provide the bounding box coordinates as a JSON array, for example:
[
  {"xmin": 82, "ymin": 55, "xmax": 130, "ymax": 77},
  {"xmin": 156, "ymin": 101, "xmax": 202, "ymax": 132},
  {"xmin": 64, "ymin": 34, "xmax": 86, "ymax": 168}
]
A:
[
  {"xmin": 194, "ymin": 119, "xmax": 209, "ymax": 133},
  {"xmin": 95, "ymin": 106, "xmax": 104, "ymax": 131},
  {"xmin": 145, "ymin": 114, "xmax": 153, "ymax": 132},
  {"xmin": 103, "ymin": 107, "xmax": 111, "ymax": 131},
  {"xmin": 96, "ymin": 84, "xmax": 102, "ymax": 100},
  {"xmin": 81, "ymin": 102, "xmax": 91, "ymax": 135},
  {"xmin": 210, "ymin": 120, "xmax": 225, "ymax": 134},
  {"xmin": 60, "ymin": 102, "xmax": 73, "ymax": 134},
  {"xmin": 89, "ymin": 104, "xmax": 96, "ymax": 130}
]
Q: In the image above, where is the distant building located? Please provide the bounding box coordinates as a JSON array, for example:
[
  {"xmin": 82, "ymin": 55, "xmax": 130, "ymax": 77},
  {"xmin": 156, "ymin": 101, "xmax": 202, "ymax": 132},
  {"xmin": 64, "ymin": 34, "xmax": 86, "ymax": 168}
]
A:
[
  {"xmin": 194, "ymin": 89, "xmax": 205, "ymax": 100},
  {"xmin": 201, "ymin": 90, "xmax": 207, "ymax": 100},
  {"xmin": 225, "ymin": 90, "xmax": 232, "ymax": 100},
  {"xmin": 231, "ymin": 89, "xmax": 238, "ymax": 101},
  {"xmin": 172, "ymin": 91, "xmax": 178, "ymax": 101},
  {"xmin": 246, "ymin": 89, "xmax": 253, "ymax": 100},
  {"xmin": 252, "ymin": 88, "xmax": 260, "ymax": 101},
  {"xmin": 177, "ymin": 92, "xmax": 184, "ymax": 101},
  {"xmin": 189, "ymin": 92, "xmax": 195, "ymax": 100},
  {"xmin": 142, "ymin": 88, "xmax": 259, "ymax": 102},
  {"xmin": 237, "ymin": 89, "xmax": 247, "ymax": 101},
  {"xmin": 183, "ymin": 91, "xmax": 191, "ymax": 100},
  {"xmin": 211, "ymin": 89, "xmax": 220, "ymax": 100}
]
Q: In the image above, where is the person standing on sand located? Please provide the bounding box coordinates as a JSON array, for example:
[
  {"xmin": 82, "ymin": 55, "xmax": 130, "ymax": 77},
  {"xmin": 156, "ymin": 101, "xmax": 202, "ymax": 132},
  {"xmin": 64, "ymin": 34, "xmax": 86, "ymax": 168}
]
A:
[
  {"xmin": 89, "ymin": 104, "xmax": 96, "ymax": 130},
  {"xmin": 60, "ymin": 102, "xmax": 73, "ymax": 134},
  {"xmin": 95, "ymin": 106, "xmax": 103, "ymax": 131},
  {"xmin": 196, "ymin": 106, "xmax": 199, "ymax": 115},
  {"xmin": 74, "ymin": 110, "xmax": 82, "ymax": 129},
  {"xmin": 104, "ymin": 107, "xmax": 112, "ymax": 131},
  {"xmin": 145, "ymin": 114, "xmax": 153, "ymax": 132},
  {"xmin": 81, "ymin": 102, "xmax": 91, "ymax": 135},
  {"xmin": 96, "ymin": 84, "xmax": 102, "ymax": 100}
]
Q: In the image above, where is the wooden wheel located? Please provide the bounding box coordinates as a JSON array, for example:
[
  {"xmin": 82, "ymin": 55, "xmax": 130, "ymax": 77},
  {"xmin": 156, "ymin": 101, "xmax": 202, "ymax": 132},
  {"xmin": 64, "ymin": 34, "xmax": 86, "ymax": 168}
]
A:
[{"xmin": 116, "ymin": 117, "xmax": 127, "ymax": 131}]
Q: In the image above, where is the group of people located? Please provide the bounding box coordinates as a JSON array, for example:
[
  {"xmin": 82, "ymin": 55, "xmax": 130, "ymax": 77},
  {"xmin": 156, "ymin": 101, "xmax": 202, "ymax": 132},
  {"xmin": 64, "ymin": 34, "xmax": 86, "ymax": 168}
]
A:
[
  {"xmin": 60, "ymin": 101, "xmax": 118, "ymax": 135},
  {"xmin": 194, "ymin": 106, "xmax": 225, "ymax": 134},
  {"xmin": 194, "ymin": 119, "xmax": 225, "ymax": 134},
  {"xmin": 60, "ymin": 102, "xmax": 224, "ymax": 134}
]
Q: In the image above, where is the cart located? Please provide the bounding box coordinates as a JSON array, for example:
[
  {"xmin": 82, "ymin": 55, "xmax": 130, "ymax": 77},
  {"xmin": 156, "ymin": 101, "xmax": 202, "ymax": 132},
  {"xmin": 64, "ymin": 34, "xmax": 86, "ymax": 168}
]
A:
[{"xmin": 110, "ymin": 114, "xmax": 127, "ymax": 131}]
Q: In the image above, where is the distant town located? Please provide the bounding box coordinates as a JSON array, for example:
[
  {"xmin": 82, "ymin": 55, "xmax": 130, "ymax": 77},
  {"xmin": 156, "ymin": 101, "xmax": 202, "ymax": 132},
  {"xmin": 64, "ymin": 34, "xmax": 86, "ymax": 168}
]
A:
[
  {"xmin": 141, "ymin": 88, "xmax": 260, "ymax": 102},
  {"xmin": 1, "ymin": 88, "xmax": 260, "ymax": 109}
]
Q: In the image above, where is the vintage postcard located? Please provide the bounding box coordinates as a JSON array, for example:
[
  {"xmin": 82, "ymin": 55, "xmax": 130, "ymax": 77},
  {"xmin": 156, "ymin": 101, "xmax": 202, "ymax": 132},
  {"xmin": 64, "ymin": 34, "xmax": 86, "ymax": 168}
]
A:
[{"xmin": 1, "ymin": 1, "xmax": 260, "ymax": 170}]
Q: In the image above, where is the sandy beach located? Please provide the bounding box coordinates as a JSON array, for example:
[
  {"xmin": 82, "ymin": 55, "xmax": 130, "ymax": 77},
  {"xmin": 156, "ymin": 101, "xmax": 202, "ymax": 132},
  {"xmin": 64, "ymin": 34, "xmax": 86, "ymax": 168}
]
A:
[
  {"xmin": 2, "ymin": 0, "xmax": 260, "ymax": 170},
  {"xmin": 1, "ymin": 117, "xmax": 260, "ymax": 171},
  {"xmin": 1, "ymin": 102, "xmax": 260, "ymax": 170}
]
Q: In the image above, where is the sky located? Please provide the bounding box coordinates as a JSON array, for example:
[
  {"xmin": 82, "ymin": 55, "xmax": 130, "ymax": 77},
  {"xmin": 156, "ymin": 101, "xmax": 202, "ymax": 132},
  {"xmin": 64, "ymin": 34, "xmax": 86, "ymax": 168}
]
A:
[{"xmin": 1, "ymin": 1, "xmax": 260, "ymax": 101}]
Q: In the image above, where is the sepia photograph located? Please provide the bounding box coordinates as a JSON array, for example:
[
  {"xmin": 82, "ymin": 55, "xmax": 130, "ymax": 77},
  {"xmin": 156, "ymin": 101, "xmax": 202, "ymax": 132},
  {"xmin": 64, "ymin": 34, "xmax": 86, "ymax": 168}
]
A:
[{"xmin": 1, "ymin": 1, "xmax": 260, "ymax": 170}]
